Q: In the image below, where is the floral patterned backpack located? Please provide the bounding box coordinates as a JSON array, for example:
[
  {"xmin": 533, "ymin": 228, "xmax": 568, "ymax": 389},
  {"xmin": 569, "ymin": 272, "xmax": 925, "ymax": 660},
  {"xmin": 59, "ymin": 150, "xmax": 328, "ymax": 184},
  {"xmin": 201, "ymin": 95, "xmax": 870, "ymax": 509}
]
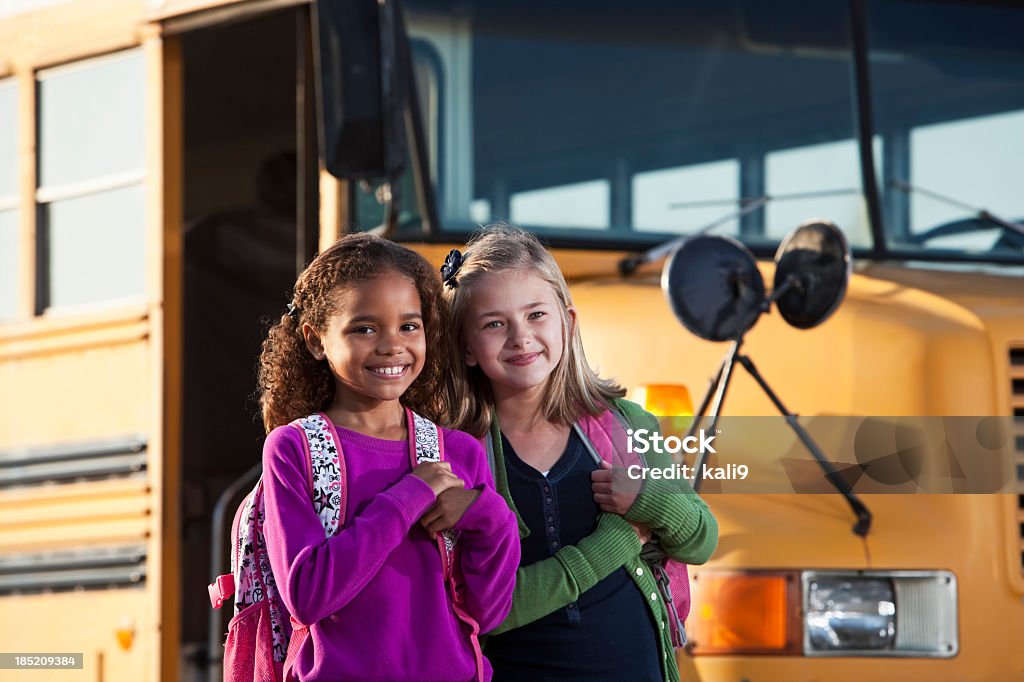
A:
[{"xmin": 208, "ymin": 410, "xmax": 483, "ymax": 682}]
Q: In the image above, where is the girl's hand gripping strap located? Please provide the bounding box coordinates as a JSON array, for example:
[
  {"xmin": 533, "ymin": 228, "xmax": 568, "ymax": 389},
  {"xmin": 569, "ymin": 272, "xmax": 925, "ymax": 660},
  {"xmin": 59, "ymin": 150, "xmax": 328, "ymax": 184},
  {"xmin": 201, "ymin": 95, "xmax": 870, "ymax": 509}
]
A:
[{"xmin": 407, "ymin": 409, "xmax": 484, "ymax": 682}]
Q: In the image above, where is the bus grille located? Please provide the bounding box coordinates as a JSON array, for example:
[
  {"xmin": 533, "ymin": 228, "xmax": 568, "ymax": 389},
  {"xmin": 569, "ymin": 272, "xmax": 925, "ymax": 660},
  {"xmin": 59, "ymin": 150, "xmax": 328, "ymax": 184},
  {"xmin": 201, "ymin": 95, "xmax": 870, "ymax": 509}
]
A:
[{"xmin": 1011, "ymin": 345, "xmax": 1024, "ymax": 575}]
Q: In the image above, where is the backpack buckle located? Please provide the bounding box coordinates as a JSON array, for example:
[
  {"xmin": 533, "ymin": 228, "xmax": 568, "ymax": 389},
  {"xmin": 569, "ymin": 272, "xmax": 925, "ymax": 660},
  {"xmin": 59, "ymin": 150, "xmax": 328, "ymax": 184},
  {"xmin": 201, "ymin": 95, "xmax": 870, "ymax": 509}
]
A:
[{"xmin": 208, "ymin": 573, "xmax": 235, "ymax": 609}]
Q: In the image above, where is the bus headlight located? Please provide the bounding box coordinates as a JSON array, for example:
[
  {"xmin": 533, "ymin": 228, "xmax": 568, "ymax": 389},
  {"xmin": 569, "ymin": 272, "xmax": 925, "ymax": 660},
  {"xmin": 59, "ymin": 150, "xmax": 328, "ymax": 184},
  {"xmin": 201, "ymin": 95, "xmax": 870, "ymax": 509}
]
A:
[
  {"xmin": 806, "ymin": 577, "xmax": 895, "ymax": 651},
  {"xmin": 803, "ymin": 571, "xmax": 958, "ymax": 657},
  {"xmin": 688, "ymin": 569, "xmax": 958, "ymax": 657}
]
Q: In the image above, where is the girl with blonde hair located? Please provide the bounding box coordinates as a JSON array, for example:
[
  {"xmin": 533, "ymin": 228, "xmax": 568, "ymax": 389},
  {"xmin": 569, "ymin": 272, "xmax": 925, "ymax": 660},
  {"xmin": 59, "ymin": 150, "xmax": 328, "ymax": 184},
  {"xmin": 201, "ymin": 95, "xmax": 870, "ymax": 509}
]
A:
[{"xmin": 434, "ymin": 224, "xmax": 718, "ymax": 681}]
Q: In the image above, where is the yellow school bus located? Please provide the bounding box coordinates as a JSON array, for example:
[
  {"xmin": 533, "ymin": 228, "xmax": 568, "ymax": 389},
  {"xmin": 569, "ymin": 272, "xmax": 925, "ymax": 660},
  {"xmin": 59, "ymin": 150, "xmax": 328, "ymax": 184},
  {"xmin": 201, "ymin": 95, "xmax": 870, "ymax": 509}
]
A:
[{"xmin": 0, "ymin": 0, "xmax": 1022, "ymax": 680}]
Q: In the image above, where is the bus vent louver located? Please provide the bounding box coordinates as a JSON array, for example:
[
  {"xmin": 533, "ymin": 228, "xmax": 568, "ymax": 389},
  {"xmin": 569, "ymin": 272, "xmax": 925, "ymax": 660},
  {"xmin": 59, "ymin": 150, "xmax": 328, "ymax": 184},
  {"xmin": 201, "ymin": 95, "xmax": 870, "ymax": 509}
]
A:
[
  {"xmin": 0, "ymin": 545, "xmax": 146, "ymax": 595},
  {"xmin": 0, "ymin": 436, "xmax": 147, "ymax": 489},
  {"xmin": 1010, "ymin": 345, "xmax": 1024, "ymax": 574}
]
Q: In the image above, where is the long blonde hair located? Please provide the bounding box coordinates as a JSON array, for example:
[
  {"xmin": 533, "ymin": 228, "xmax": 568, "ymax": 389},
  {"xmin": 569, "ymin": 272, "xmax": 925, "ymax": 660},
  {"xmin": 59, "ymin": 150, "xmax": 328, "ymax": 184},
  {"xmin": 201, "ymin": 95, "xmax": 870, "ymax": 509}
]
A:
[{"xmin": 439, "ymin": 224, "xmax": 624, "ymax": 437}]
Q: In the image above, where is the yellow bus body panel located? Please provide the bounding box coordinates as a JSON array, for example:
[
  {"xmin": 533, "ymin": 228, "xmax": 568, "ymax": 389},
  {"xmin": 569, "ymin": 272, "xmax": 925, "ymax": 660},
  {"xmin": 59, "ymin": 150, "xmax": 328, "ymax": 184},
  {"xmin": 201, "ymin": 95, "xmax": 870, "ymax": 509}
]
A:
[{"xmin": 565, "ymin": 255, "xmax": 1024, "ymax": 681}]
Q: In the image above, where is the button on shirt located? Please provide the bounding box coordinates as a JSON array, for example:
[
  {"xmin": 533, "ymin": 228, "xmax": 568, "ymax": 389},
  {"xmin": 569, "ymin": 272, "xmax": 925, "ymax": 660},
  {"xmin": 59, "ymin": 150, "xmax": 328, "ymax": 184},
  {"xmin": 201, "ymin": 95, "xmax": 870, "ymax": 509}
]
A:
[{"xmin": 486, "ymin": 431, "xmax": 661, "ymax": 682}]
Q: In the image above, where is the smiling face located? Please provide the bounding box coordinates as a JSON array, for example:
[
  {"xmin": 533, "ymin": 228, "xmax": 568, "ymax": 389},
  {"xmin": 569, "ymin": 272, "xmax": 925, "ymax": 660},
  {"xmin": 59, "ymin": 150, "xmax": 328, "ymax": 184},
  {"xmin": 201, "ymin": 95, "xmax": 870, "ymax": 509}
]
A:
[
  {"xmin": 303, "ymin": 271, "xmax": 426, "ymax": 411},
  {"xmin": 462, "ymin": 269, "xmax": 574, "ymax": 403}
]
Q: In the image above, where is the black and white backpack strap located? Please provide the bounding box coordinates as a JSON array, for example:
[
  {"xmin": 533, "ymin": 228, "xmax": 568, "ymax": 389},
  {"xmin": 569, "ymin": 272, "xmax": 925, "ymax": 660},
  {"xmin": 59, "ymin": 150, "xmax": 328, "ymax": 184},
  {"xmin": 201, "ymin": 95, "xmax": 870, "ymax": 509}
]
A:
[
  {"xmin": 296, "ymin": 413, "xmax": 343, "ymax": 535},
  {"xmin": 234, "ymin": 483, "xmax": 289, "ymax": 661},
  {"xmin": 411, "ymin": 411, "xmax": 442, "ymax": 462},
  {"xmin": 232, "ymin": 485, "xmax": 263, "ymax": 615},
  {"xmin": 410, "ymin": 411, "xmax": 458, "ymax": 553}
]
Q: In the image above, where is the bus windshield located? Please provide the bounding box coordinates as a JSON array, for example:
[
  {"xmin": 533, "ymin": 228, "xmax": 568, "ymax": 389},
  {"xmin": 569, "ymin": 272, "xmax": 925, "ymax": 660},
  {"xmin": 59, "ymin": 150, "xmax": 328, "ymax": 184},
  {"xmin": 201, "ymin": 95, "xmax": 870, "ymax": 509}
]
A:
[
  {"xmin": 405, "ymin": 0, "xmax": 868, "ymax": 250},
  {"xmin": 400, "ymin": 0, "xmax": 1024, "ymax": 262},
  {"xmin": 867, "ymin": 1, "xmax": 1024, "ymax": 261}
]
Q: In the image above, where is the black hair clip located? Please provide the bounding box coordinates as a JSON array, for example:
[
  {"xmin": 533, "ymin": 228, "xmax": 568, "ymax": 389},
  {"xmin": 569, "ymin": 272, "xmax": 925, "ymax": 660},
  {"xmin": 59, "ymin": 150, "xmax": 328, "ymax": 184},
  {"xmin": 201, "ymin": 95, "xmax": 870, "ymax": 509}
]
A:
[
  {"xmin": 286, "ymin": 303, "xmax": 300, "ymax": 320},
  {"xmin": 440, "ymin": 249, "xmax": 467, "ymax": 289}
]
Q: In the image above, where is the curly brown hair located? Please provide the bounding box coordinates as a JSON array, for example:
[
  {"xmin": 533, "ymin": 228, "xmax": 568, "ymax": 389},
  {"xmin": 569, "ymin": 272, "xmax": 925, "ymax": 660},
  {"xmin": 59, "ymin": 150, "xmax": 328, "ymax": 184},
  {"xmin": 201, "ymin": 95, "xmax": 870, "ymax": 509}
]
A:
[{"xmin": 258, "ymin": 233, "xmax": 446, "ymax": 432}]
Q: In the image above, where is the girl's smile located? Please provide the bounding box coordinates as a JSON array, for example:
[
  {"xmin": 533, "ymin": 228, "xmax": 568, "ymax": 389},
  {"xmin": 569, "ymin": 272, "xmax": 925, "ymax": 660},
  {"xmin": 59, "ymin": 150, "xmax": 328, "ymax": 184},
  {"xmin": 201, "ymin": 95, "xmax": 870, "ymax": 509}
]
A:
[
  {"xmin": 368, "ymin": 363, "xmax": 411, "ymax": 377},
  {"xmin": 505, "ymin": 352, "xmax": 541, "ymax": 366}
]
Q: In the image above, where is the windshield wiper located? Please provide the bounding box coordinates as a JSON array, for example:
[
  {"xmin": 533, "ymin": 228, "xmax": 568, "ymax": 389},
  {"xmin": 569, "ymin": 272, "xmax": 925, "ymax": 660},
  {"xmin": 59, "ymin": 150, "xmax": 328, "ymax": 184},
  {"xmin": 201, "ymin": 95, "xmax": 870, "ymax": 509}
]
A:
[
  {"xmin": 619, "ymin": 188, "xmax": 864, "ymax": 275},
  {"xmin": 890, "ymin": 178, "xmax": 1024, "ymax": 240}
]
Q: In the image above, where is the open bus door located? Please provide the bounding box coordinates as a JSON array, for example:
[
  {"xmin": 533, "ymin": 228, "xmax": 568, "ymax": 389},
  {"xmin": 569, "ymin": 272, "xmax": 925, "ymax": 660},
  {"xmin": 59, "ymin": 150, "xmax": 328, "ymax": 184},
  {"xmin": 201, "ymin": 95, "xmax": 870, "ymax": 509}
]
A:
[
  {"xmin": 174, "ymin": 5, "xmax": 312, "ymax": 677},
  {"xmin": 189, "ymin": 1, "xmax": 416, "ymax": 677}
]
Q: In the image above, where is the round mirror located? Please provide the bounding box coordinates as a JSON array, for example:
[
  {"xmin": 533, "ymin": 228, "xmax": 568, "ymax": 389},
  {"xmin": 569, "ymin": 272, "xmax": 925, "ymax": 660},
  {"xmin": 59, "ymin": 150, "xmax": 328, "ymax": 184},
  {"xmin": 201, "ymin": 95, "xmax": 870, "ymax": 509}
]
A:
[
  {"xmin": 662, "ymin": 235, "xmax": 766, "ymax": 342},
  {"xmin": 773, "ymin": 219, "xmax": 851, "ymax": 329}
]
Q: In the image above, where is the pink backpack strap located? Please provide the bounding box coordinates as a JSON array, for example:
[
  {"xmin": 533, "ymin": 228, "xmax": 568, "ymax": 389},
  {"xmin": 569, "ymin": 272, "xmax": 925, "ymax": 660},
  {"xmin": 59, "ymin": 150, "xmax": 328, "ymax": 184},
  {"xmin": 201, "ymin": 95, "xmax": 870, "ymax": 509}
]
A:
[
  {"xmin": 208, "ymin": 492, "xmax": 248, "ymax": 608},
  {"xmin": 578, "ymin": 405, "xmax": 689, "ymax": 647},
  {"xmin": 405, "ymin": 408, "xmax": 484, "ymax": 682},
  {"xmin": 575, "ymin": 406, "xmax": 644, "ymax": 469}
]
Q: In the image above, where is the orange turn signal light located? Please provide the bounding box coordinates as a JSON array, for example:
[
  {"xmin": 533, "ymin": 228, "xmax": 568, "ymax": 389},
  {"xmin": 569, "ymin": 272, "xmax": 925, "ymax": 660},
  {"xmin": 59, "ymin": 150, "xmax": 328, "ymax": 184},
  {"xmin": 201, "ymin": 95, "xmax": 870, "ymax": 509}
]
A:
[
  {"xmin": 629, "ymin": 384, "xmax": 694, "ymax": 439},
  {"xmin": 687, "ymin": 571, "xmax": 802, "ymax": 655}
]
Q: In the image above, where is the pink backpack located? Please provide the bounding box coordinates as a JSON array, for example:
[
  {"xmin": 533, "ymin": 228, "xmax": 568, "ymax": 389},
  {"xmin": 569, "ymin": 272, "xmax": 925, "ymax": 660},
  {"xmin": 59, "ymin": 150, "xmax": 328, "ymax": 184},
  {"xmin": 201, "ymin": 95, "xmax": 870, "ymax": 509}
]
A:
[
  {"xmin": 208, "ymin": 410, "xmax": 483, "ymax": 681},
  {"xmin": 575, "ymin": 407, "xmax": 692, "ymax": 648}
]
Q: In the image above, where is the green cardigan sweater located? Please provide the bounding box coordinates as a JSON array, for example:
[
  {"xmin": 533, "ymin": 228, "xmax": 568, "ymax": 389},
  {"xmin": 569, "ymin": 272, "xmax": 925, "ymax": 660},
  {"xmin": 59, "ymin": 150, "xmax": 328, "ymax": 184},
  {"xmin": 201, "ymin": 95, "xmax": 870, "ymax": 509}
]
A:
[{"xmin": 484, "ymin": 398, "xmax": 719, "ymax": 682}]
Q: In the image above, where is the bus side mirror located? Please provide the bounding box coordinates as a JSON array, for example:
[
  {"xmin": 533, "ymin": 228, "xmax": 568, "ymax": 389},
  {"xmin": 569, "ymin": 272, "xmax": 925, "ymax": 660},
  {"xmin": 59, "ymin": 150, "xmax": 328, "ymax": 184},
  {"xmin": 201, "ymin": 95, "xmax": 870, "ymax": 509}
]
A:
[{"xmin": 312, "ymin": 0, "xmax": 408, "ymax": 180}]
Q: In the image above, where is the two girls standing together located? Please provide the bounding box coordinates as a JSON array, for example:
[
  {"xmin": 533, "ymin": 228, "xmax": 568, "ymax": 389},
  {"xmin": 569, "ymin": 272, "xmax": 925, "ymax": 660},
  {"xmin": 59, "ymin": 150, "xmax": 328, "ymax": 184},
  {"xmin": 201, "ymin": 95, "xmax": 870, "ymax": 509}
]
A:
[{"xmin": 257, "ymin": 226, "xmax": 717, "ymax": 682}]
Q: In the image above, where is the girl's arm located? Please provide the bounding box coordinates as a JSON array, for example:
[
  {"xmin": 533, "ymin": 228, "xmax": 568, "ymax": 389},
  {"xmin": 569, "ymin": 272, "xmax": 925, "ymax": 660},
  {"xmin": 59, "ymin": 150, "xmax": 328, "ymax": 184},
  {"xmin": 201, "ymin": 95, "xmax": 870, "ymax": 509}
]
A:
[
  {"xmin": 449, "ymin": 428, "xmax": 645, "ymax": 635},
  {"xmin": 262, "ymin": 426, "xmax": 437, "ymax": 627},
  {"xmin": 428, "ymin": 444, "xmax": 642, "ymax": 634},
  {"xmin": 486, "ymin": 512, "xmax": 642, "ymax": 635},
  {"xmin": 443, "ymin": 431, "xmax": 519, "ymax": 633},
  {"xmin": 616, "ymin": 400, "xmax": 719, "ymax": 565}
]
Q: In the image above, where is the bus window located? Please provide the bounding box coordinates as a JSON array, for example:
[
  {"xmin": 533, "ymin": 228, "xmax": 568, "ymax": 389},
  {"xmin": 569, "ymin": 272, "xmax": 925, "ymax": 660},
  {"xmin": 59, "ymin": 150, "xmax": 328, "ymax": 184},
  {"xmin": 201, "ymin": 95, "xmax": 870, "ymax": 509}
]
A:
[
  {"xmin": 868, "ymin": 0, "xmax": 1024, "ymax": 259},
  {"xmin": 633, "ymin": 159, "xmax": 740, "ymax": 236},
  {"xmin": 511, "ymin": 179, "xmax": 610, "ymax": 229},
  {"xmin": 405, "ymin": 0, "xmax": 866, "ymax": 249},
  {"xmin": 36, "ymin": 49, "xmax": 147, "ymax": 312},
  {"xmin": 0, "ymin": 79, "xmax": 16, "ymax": 321},
  {"xmin": 765, "ymin": 138, "xmax": 875, "ymax": 245},
  {"xmin": 906, "ymin": 111, "xmax": 1024, "ymax": 252}
]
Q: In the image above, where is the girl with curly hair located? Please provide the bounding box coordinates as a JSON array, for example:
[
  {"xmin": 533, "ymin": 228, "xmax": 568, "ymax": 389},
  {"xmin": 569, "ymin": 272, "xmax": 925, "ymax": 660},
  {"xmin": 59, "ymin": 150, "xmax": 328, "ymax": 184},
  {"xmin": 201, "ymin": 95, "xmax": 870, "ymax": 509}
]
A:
[{"xmin": 257, "ymin": 233, "xmax": 519, "ymax": 681}]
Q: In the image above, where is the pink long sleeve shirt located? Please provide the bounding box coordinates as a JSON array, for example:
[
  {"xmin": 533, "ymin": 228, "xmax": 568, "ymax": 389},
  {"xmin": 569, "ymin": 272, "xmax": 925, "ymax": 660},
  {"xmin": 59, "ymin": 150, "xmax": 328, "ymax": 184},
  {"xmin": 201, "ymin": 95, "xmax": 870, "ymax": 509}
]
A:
[{"xmin": 262, "ymin": 421, "xmax": 519, "ymax": 682}]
